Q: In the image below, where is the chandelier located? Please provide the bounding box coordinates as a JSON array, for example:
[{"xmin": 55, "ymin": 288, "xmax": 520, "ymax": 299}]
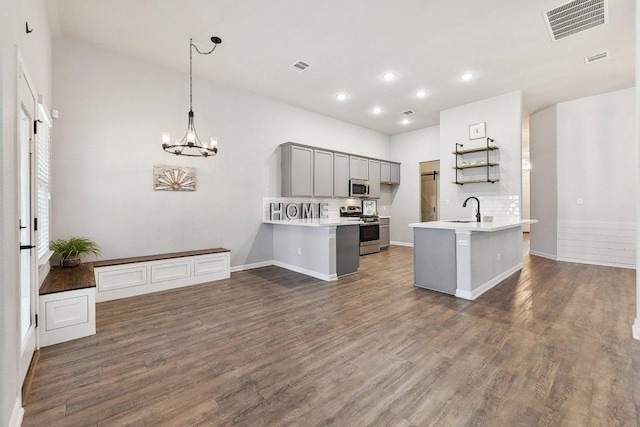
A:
[{"xmin": 162, "ymin": 36, "xmax": 222, "ymax": 157}]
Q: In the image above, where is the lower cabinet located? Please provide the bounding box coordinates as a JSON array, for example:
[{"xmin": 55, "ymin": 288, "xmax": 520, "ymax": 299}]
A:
[
  {"xmin": 380, "ymin": 217, "xmax": 390, "ymax": 249},
  {"xmin": 39, "ymin": 288, "xmax": 96, "ymax": 347},
  {"xmin": 94, "ymin": 252, "xmax": 231, "ymax": 302}
]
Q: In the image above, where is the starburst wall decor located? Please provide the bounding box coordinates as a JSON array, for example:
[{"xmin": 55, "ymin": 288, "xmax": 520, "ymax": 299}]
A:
[{"xmin": 153, "ymin": 165, "xmax": 196, "ymax": 191}]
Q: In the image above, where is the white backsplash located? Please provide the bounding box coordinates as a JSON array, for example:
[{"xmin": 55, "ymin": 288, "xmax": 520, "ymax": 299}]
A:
[{"xmin": 477, "ymin": 195, "xmax": 520, "ymax": 221}]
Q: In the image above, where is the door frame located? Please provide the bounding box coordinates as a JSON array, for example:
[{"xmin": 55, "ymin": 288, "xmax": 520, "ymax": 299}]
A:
[{"xmin": 16, "ymin": 48, "xmax": 38, "ymax": 385}]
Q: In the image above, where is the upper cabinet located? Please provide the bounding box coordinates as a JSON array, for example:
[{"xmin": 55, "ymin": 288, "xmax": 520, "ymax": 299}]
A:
[
  {"xmin": 281, "ymin": 144, "xmax": 313, "ymax": 197},
  {"xmin": 390, "ymin": 163, "xmax": 400, "ymax": 184},
  {"xmin": 349, "ymin": 156, "xmax": 369, "ymax": 180},
  {"xmin": 381, "ymin": 161, "xmax": 400, "ymax": 184},
  {"xmin": 313, "ymin": 149, "xmax": 334, "ymax": 197},
  {"xmin": 368, "ymin": 160, "xmax": 381, "ymax": 199},
  {"xmin": 280, "ymin": 142, "xmax": 400, "ymax": 199},
  {"xmin": 333, "ymin": 153, "xmax": 350, "ymax": 198}
]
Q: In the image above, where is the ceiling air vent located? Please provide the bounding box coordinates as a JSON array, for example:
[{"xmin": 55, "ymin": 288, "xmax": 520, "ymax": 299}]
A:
[
  {"xmin": 401, "ymin": 110, "xmax": 414, "ymax": 115},
  {"xmin": 290, "ymin": 60, "xmax": 311, "ymax": 72},
  {"xmin": 584, "ymin": 51, "xmax": 610, "ymax": 64},
  {"xmin": 544, "ymin": 0, "xmax": 608, "ymax": 41}
]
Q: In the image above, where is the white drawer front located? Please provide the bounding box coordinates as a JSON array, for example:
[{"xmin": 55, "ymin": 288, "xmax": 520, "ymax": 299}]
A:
[
  {"xmin": 97, "ymin": 265, "xmax": 148, "ymax": 291},
  {"xmin": 45, "ymin": 295, "xmax": 89, "ymax": 331},
  {"xmin": 151, "ymin": 259, "xmax": 191, "ymax": 283},
  {"xmin": 194, "ymin": 254, "xmax": 229, "ymax": 276}
]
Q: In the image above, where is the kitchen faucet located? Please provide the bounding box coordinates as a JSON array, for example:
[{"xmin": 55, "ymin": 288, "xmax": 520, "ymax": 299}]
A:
[{"xmin": 463, "ymin": 197, "xmax": 481, "ymax": 222}]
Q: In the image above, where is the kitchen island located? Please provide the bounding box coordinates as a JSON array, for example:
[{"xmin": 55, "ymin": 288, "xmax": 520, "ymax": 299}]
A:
[
  {"xmin": 409, "ymin": 219, "xmax": 537, "ymax": 300},
  {"xmin": 264, "ymin": 218, "xmax": 361, "ymax": 281}
]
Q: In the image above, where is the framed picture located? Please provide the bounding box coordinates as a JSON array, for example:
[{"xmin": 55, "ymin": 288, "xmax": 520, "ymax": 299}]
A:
[
  {"xmin": 153, "ymin": 165, "xmax": 196, "ymax": 191},
  {"xmin": 469, "ymin": 122, "xmax": 486, "ymax": 140}
]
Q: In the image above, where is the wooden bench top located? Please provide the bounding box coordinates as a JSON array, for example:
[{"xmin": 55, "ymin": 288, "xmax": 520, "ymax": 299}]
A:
[
  {"xmin": 40, "ymin": 263, "xmax": 96, "ymax": 295},
  {"xmin": 93, "ymin": 248, "xmax": 230, "ymax": 268},
  {"xmin": 40, "ymin": 248, "xmax": 230, "ymax": 295}
]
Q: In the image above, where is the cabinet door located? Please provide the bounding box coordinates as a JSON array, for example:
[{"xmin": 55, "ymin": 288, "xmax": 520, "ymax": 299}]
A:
[
  {"xmin": 349, "ymin": 156, "xmax": 359, "ymax": 179},
  {"xmin": 334, "ymin": 153, "xmax": 350, "ymax": 198},
  {"xmin": 368, "ymin": 159, "xmax": 380, "ymax": 199},
  {"xmin": 390, "ymin": 163, "xmax": 400, "ymax": 184},
  {"xmin": 358, "ymin": 158, "xmax": 369, "ymax": 180},
  {"xmin": 380, "ymin": 225, "xmax": 390, "ymax": 248},
  {"xmin": 290, "ymin": 145, "xmax": 314, "ymax": 196},
  {"xmin": 380, "ymin": 161, "xmax": 391, "ymax": 183},
  {"xmin": 313, "ymin": 149, "xmax": 334, "ymax": 197}
]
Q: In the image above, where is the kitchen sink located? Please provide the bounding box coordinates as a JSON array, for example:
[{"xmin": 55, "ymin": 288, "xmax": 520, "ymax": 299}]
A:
[{"xmin": 445, "ymin": 220, "xmax": 477, "ymax": 223}]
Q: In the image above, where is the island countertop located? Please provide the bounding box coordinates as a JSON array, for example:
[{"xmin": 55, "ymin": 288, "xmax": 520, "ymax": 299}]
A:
[{"xmin": 409, "ymin": 218, "xmax": 537, "ymax": 233}]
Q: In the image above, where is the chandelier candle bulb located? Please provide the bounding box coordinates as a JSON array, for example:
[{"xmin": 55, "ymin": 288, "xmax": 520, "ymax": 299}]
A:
[
  {"xmin": 210, "ymin": 137, "xmax": 218, "ymax": 149},
  {"xmin": 161, "ymin": 132, "xmax": 171, "ymax": 145}
]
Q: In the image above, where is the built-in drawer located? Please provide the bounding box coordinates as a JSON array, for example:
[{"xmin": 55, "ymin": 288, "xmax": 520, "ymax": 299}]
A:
[
  {"xmin": 379, "ymin": 218, "xmax": 390, "ymax": 226},
  {"xmin": 45, "ymin": 295, "xmax": 89, "ymax": 331},
  {"xmin": 151, "ymin": 259, "xmax": 191, "ymax": 283},
  {"xmin": 193, "ymin": 253, "xmax": 230, "ymax": 276},
  {"xmin": 97, "ymin": 265, "xmax": 148, "ymax": 291}
]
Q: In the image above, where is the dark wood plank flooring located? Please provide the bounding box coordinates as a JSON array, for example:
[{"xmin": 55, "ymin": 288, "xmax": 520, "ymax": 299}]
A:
[{"xmin": 23, "ymin": 247, "xmax": 640, "ymax": 426}]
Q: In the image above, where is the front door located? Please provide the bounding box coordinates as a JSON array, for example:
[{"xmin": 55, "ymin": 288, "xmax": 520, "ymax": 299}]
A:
[{"xmin": 18, "ymin": 52, "xmax": 37, "ymax": 383}]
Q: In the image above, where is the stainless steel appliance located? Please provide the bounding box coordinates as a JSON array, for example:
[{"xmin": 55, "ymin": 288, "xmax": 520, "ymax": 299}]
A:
[
  {"xmin": 349, "ymin": 179, "xmax": 370, "ymax": 198},
  {"xmin": 340, "ymin": 206, "xmax": 380, "ymax": 255}
]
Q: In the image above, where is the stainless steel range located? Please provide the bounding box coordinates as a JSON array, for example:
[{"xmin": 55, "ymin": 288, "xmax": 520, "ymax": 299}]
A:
[{"xmin": 340, "ymin": 206, "xmax": 380, "ymax": 255}]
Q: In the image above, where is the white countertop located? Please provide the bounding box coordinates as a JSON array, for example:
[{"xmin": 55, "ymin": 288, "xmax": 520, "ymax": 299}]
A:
[
  {"xmin": 378, "ymin": 215, "xmax": 391, "ymax": 219},
  {"xmin": 409, "ymin": 218, "xmax": 537, "ymax": 232},
  {"xmin": 264, "ymin": 218, "xmax": 362, "ymax": 227}
]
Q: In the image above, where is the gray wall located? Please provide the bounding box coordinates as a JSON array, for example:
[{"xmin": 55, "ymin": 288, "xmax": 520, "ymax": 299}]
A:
[
  {"xmin": 52, "ymin": 37, "xmax": 391, "ymax": 268},
  {"xmin": 529, "ymin": 105, "xmax": 558, "ymax": 258},
  {"xmin": 388, "ymin": 126, "xmax": 440, "ymax": 244}
]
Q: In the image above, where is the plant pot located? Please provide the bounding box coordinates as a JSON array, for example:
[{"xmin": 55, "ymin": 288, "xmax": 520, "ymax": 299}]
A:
[{"xmin": 61, "ymin": 257, "xmax": 81, "ymax": 268}]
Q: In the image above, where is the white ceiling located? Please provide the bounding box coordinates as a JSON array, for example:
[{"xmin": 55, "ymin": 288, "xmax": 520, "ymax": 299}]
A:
[{"xmin": 50, "ymin": 0, "xmax": 634, "ymax": 135}]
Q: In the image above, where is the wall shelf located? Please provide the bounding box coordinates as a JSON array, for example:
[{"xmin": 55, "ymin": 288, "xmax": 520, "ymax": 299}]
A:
[
  {"xmin": 452, "ymin": 146, "xmax": 499, "ymax": 155},
  {"xmin": 453, "ymin": 138, "xmax": 499, "ymax": 185},
  {"xmin": 452, "ymin": 162, "xmax": 499, "ymax": 170},
  {"xmin": 452, "ymin": 179, "xmax": 500, "ymax": 185}
]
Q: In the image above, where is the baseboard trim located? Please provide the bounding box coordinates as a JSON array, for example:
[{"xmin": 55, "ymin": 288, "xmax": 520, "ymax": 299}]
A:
[
  {"xmin": 556, "ymin": 257, "xmax": 635, "ymax": 270},
  {"xmin": 272, "ymin": 261, "xmax": 337, "ymax": 282},
  {"xmin": 390, "ymin": 241, "xmax": 413, "ymax": 248},
  {"xmin": 455, "ymin": 263, "xmax": 523, "ymax": 301},
  {"xmin": 633, "ymin": 318, "xmax": 640, "ymax": 341},
  {"xmin": 9, "ymin": 397, "xmax": 24, "ymax": 427},
  {"xmin": 230, "ymin": 261, "xmax": 273, "ymax": 273},
  {"xmin": 529, "ymin": 251, "xmax": 557, "ymax": 261}
]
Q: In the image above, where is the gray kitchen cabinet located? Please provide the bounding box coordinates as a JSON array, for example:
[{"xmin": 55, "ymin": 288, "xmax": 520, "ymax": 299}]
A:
[
  {"xmin": 281, "ymin": 143, "xmax": 313, "ymax": 197},
  {"xmin": 313, "ymin": 149, "xmax": 334, "ymax": 197},
  {"xmin": 380, "ymin": 217, "xmax": 390, "ymax": 249},
  {"xmin": 368, "ymin": 159, "xmax": 380, "ymax": 199},
  {"xmin": 333, "ymin": 153, "xmax": 350, "ymax": 198},
  {"xmin": 390, "ymin": 163, "xmax": 401, "ymax": 184},
  {"xmin": 380, "ymin": 161, "xmax": 391, "ymax": 183},
  {"xmin": 349, "ymin": 156, "xmax": 369, "ymax": 180},
  {"xmin": 336, "ymin": 224, "xmax": 359, "ymax": 277}
]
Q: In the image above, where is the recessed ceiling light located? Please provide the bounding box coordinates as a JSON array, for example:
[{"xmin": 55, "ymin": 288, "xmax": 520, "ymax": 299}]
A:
[
  {"xmin": 336, "ymin": 92, "xmax": 348, "ymax": 101},
  {"xmin": 372, "ymin": 107, "xmax": 383, "ymax": 114},
  {"xmin": 460, "ymin": 72, "xmax": 475, "ymax": 81},
  {"xmin": 416, "ymin": 90, "xmax": 428, "ymax": 98},
  {"xmin": 401, "ymin": 118, "xmax": 410, "ymax": 125},
  {"xmin": 383, "ymin": 72, "xmax": 396, "ymax": 81}
]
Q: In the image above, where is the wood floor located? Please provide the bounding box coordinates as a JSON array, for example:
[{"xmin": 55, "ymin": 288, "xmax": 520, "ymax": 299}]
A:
[{"xmin": 24, "ymin": 247, "xmax": 640, "ymax": 426}]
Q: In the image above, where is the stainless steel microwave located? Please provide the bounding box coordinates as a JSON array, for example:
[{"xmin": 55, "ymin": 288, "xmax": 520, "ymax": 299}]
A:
[{"xmin": 349, "ymin": 179, "xmax": 370, "ymax": 198}]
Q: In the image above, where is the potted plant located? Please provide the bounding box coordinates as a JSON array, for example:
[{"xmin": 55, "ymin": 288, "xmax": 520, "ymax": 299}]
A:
[{"xmin": 50, "ymin": 236, "xmax": 102, "ymax": 267}]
